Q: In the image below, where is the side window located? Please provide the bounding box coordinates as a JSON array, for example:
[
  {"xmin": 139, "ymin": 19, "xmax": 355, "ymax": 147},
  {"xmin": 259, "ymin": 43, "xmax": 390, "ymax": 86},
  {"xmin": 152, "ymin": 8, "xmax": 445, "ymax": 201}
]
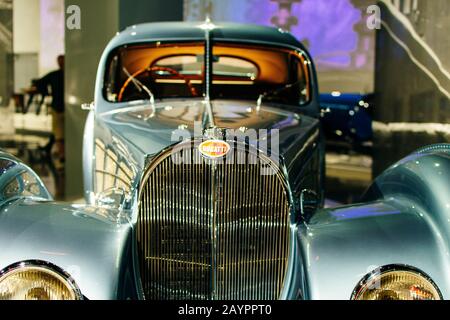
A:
[
  {"xmin": 293, "ymin": 146, "xmax": 322, "ymax": 207},
  {"xmin": 296, "ymin": 56, "xmax": 309, "ymax": 105},
  {"xmin": 301, "ymin": 151, "xmax": 320, "ymax": 193},
  {"xmin": 105, "ymin": 55, "xmax": 119, "ymax": 102}
]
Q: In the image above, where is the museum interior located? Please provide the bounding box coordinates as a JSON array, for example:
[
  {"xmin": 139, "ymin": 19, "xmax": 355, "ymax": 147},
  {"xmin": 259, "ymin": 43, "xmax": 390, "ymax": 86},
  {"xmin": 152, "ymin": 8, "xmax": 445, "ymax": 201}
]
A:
[
  {"xmin": 0, "ymin": 0, "xmax": 450, "ymax": 303},
  {"xmin": 0, "ymin": 0, "xmax": 449, "ymax": 205}
]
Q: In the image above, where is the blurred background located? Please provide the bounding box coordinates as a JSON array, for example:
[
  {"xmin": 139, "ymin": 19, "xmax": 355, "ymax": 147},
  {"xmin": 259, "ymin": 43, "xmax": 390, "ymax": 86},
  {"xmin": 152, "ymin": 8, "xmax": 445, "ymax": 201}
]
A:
[{"xmin": 0, "ymin": 0, "xmax": 449, "ymax": 204}]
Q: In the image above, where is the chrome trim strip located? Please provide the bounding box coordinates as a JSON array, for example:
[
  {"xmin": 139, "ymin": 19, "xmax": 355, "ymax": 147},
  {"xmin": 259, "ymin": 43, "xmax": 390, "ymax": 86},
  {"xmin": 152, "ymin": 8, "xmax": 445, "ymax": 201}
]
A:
[{"xmin": 203, "ymin": 20, "xmax": 215, "ymax": 128}]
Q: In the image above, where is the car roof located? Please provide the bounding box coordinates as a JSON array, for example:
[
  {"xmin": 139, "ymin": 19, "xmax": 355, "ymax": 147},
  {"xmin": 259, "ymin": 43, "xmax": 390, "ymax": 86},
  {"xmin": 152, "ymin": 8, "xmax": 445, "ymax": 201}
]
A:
[{"xmin": 109, "ymin": 21, "xmax": 305, "ymax": 50}]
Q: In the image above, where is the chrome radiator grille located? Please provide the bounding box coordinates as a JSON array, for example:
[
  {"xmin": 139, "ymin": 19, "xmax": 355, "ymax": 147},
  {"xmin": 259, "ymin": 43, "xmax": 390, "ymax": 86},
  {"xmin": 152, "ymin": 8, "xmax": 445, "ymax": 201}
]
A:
[{"xmin": 137, "ymin": 144, "xmax": 291, "ymax": 300}]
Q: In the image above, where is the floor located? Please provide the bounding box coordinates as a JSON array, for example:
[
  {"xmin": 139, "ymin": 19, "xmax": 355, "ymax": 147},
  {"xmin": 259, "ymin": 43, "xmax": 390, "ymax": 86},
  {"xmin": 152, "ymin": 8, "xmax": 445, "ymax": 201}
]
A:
[
  {"xmin": 325, "ymin": 152, "xmax": 372, "ymax": 205},
  {"xmin": 0, "ymin": 111, "xmax": 59, "ymax": 197}
]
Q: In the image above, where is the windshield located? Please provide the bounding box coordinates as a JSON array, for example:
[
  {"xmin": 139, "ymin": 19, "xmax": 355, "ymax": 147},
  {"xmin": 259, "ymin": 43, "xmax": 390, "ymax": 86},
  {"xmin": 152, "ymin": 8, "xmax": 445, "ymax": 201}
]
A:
[{"xmin": 104, "ymin": 41, "xmax": 310, "ymax": 105}]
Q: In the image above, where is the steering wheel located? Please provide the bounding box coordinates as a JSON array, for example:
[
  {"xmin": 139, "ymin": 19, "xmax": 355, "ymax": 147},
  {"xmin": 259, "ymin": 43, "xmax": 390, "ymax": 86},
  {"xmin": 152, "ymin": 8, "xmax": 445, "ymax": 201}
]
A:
[{"xmin": 118, "ymin": 66, "xmax": 198, "ymax": 102}]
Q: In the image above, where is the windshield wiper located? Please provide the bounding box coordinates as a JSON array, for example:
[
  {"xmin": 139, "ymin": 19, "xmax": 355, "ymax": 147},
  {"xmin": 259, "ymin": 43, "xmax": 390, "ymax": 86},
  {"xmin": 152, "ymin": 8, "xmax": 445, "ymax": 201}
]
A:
[{"xmin": 122, "ymin": 67, "xmax": 155, "ymax": 110}]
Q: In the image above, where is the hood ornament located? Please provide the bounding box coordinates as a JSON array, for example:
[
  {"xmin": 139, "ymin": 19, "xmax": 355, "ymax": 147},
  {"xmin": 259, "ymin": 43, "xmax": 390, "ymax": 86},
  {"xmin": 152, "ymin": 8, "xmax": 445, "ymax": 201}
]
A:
[
  {"xmin": 203, "ymin": 127, "xmax": 227, "ymax": 140},
  {"xmin": 199, "ymin": 127, "xmax": 231, "ymax": 159}
]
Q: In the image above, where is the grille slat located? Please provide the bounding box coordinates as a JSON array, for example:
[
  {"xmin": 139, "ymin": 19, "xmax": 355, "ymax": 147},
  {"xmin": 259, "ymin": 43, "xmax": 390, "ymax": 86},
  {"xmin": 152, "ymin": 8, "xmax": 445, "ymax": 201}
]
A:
[{"xmin": 137, "ymin": 143, "xmax": 291, "ymax": 300}]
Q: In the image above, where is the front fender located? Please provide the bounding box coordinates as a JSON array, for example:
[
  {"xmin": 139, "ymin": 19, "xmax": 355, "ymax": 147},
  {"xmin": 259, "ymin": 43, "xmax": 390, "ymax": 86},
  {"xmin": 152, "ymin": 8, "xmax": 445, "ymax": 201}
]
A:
[
  {"xmin": 299, "ymin": 199, "xmax": 450, "ymax": 299},
  {"xmin": 0, "ymin": 199, "xmax": 135, "ymax": 300},
  {"xmin": 364, "ymin": 144, "xmax": 450, "ymax": 243},
  {"xmin": 300, "ymin": 144, "xmax": 450, "ymax": 300},
  {"xmin": 0, "ymin": 151, "xmax": 52, "ymax": 206}
]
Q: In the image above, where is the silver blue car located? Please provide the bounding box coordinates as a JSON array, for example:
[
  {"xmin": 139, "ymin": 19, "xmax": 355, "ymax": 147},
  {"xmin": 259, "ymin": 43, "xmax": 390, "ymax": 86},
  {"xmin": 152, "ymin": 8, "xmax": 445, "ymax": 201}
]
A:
[{"xmin": 0, "ymin": 22, "xmax": 449, "ymax": 300}]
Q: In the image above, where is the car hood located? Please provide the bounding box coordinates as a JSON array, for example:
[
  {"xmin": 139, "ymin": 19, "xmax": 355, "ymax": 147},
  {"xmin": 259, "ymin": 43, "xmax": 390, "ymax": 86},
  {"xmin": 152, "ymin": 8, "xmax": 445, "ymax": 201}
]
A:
[{"xmin": 98, "ymin": 99, "xmax": 319, "ymax": 172}]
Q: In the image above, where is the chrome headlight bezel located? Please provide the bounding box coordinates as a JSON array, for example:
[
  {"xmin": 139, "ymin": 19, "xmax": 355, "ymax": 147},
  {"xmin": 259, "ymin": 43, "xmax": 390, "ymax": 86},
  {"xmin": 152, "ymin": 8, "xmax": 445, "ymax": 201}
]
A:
[
  {"xmin": 0, "ymin": 260, "xmax": 83, "ymax": 300},
  {"xmin": 351, "ymin": 264, "xmax": 443, "ymax": 300}
]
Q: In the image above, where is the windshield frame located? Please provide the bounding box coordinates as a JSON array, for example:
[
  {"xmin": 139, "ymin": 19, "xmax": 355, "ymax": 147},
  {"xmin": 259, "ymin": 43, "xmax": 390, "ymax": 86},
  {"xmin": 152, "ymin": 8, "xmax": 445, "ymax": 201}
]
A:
[{"xmin": 102, "ymin": 39, "xmax": 312, "ymax": 107}]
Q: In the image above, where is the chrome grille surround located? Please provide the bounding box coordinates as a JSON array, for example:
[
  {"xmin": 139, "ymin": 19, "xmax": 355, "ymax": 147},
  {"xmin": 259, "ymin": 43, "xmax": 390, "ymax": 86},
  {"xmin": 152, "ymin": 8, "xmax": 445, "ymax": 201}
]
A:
[{"xmin": 136, "ymin": 140, "xmax": 292, "ymax": 300}]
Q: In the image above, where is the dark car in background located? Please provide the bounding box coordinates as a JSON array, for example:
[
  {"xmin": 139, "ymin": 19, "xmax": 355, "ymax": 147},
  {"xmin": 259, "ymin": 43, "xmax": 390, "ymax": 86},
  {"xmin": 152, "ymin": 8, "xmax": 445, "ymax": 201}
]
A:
[{"xmin": 320, "ymin": 92, "xmax": 374, "ymax": 152}]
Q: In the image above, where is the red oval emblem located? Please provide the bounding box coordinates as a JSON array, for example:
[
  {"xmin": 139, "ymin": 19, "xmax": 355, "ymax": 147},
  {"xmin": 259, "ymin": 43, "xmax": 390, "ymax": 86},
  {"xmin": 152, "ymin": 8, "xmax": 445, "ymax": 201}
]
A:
[{"xmin": 199, "ymin": 140, "xmax": 231, "ymax": 159}]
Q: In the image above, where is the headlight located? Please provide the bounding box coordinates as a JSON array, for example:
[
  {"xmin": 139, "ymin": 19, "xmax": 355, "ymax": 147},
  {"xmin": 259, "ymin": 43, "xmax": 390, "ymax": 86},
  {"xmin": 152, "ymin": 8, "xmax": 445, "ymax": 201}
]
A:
[
  {"xmin": 0, "ymin": 261, "xmax": 82, "ymax": 300},
  {"xmin": 352, "ymin": 265, "xmax": 442, "ymax": 300}
]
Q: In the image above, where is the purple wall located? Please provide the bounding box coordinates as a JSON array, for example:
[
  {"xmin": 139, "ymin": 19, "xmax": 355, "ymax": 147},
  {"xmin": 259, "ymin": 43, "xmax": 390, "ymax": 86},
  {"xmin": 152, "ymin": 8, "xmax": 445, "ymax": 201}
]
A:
[{"xmin": 184, "ymin": 0, "xmax": 375, "ymax": 93}]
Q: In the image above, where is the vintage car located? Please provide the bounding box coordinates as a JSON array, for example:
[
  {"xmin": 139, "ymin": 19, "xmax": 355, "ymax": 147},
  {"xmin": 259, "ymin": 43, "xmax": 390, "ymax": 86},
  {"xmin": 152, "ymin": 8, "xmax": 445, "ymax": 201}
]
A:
[
  {"xmin": 0, "ymin": 21, "xmax": 449, "ymax": 300},
  {"xmin": 319, "ymin": 93, "xmax": 373, "ymax": 152}
]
